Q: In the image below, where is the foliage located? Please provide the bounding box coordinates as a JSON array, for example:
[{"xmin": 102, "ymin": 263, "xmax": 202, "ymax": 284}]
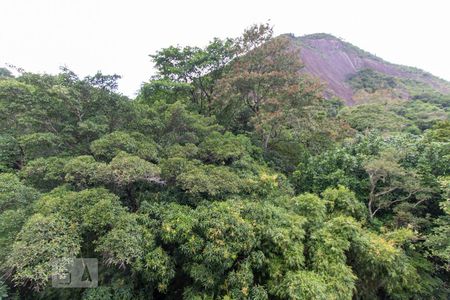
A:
[
  {"xmin": 339, "ymin": 104, "xmax": 413, "ymax": 132},
  {"xmin": 425, "ymin": 177, "xmax": 450, "ymax": 271},
  {"xmin": 90, "ymin": 131, "xmax": 159, "ymax": 162},
  {"xmin": 0, "ymin": 24, "xmax": 448, "ymax": 299},
  {"xmin": 20, "ymin": 156, "xmax": 67, "ymax": 191},
  {"xmin": 0, "ymin": 134, "xmax": 21, "ymax": 171},
  {"xmin": 348, "ymin": 69, "xmax": 397, "ymax": 93},
  {"xmin": 0, "ymin": 173, "xmax": 39, "ymax": 266},
  {"xmin": 150, "ymin": 36, "xmax": 236, "ymax": 114},
  {"xmin": 6, "ymin": 213, "xmax": 82, "ymax": 291}
]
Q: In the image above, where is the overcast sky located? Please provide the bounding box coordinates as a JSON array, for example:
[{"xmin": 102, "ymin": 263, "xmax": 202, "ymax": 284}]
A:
[{"xmin": 1, "ymin": 0, "xmax": 449, "ymax": 97}]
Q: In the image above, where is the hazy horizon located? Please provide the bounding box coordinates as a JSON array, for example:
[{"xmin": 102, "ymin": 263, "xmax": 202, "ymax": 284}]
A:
[{"xmin": 1, "ymin": 0, "xmax": 450, "ymax": 97}]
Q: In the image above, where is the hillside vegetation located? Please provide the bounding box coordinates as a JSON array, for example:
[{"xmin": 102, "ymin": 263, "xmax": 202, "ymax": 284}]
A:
[
  {"xmin": 0, "ymin": 24, "xmax": 448, "ymax": 299},
  {"xmin": 295, "ymin": 33, "xmax": 450, "ymax": 104}
]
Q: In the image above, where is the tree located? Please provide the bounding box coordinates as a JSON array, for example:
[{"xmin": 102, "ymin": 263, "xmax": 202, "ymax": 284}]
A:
[
  {"xmin": 1, "ymin": 28, "xmax": 448, "ymax": 299},
  {"xmin": 63, "ymin": 155, "xmax": 105, "ymax": 189},
  {"xmin": 423, "ymin": 120, "xmax": 450, "ymax": 142},
  {"xmin": 20, "ymin": 156, "xmax": 67, "ymax": 191},
  {"xmin": 5, "ymin": 214, "xmax": 81, "ymax": 291},
  {"xmin": 364, "ymin": 149, "xmax": 431, "ymax": 219},
  {"xmin": 0, "ymin": 134, "xmax": 22, "ymax": 171},
  {"xmin": 157, "ymin": 101, "xmax": 222, "ymax": 146},
  {"xmin": 100, "ymin": 152, "xmax": 162, "ymax": 187},
  {"xmin": 198, "ymin": 131, "xmax": 253, "ymax": 164},
  {"xmin": 0, "ymin": 173, "xmax": 39, "ymax": 213},
  {"xmin": 4, "ymin": 187, "xmax": 130, "ymax": 291},
  {"xmin": 339, "ymin": 104, "xmax": 412, "ymax": 133},
  {"xmin": 212, "ymin": 25, "xmax": 323, "ymax": 153},
  {"xmin": 90, "ymin": 131, "xmax": 159, "ymax": 162},
  {"xmin": 0, "ymin": 69, "xmax": 135, "ymax": 158},
  {"xmin": 425, "ymin": 176, "xmax": 450, "ymax": 271},
  {"xmin": 151, "ymin": 37, "xmax": 237, "ymax": 114},
  {"xmin": 0, "ymin": 174, "xmax": 39, "ymax": 267}
]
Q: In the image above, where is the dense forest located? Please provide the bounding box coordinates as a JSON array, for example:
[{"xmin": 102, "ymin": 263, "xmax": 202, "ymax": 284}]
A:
[{"xmin": 0, "ymin": 24, "xmax": 448, "ymax": 299}]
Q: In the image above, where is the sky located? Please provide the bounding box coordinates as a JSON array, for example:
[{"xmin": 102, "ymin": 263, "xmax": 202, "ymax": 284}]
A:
[{"xmin": 1, "ymin": 0, "xmax": 450, "ymax": 97}]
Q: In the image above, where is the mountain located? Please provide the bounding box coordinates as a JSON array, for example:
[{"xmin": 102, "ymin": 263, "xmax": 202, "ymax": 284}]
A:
[{"xmin": 287, "ymin": 33, "xmax": 450, "ymax": 105}]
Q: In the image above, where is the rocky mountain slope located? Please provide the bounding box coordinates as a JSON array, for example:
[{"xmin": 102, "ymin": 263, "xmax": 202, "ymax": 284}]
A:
[{"xmin": 288, "ymin": 33, "xmax": 450, "ymax": 105}]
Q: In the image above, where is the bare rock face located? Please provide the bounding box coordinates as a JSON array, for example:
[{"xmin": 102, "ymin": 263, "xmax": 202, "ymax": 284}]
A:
[{"xmin": 287, "ymin": 33, "xmax": 450, "ymax": 105}]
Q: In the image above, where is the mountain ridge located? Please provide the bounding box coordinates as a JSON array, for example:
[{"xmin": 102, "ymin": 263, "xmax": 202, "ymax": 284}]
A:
[{"xmin": 284, "ymin": 33, "xmax": 450, "ymax": 105}]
